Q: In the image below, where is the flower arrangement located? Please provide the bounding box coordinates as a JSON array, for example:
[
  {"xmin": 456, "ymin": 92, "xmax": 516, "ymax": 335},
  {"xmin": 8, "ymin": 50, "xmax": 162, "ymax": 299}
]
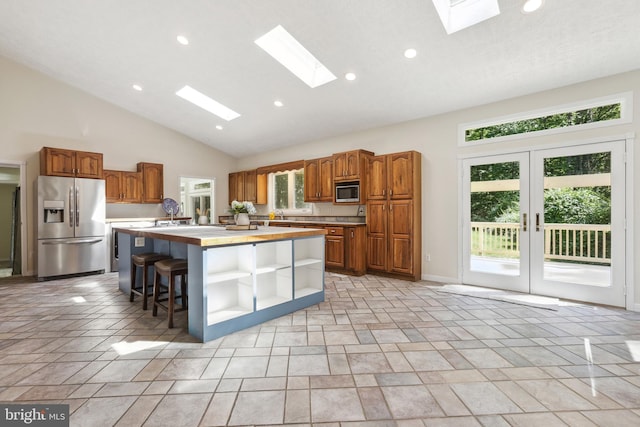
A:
[{"xmin": 230, "ymin": 200, "xmax": 256, "ymax": 215}]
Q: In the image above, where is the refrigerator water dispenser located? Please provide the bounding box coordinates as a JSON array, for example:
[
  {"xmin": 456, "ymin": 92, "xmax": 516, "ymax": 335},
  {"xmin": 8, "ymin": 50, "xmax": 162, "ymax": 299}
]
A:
[{"xmin": 43, "ymin": 200, "xmax": 64, "ymax": 223}]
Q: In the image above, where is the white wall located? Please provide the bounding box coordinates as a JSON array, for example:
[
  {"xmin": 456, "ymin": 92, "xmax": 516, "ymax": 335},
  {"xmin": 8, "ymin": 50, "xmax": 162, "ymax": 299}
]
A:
[
  {"xmin": 238, "ymin": 70, "xmax": 640, "ymax": 308},
  {"xmin": 0, "ymin": 55, "xmax": 237, "ymax": 275}
]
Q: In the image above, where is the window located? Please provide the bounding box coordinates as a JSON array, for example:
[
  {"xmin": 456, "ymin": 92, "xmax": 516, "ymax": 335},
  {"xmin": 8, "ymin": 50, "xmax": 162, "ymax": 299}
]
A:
[
  {"xmin": 180, "ymin": 177, "xmax": 214, "ymax": 222},
  {"xmin": 269, "ymin": 169, "xmax": 311, "ymax": 214},
  {"xmin": 459, "ymin": 92, "xmax": 632, "ymax": 146}
]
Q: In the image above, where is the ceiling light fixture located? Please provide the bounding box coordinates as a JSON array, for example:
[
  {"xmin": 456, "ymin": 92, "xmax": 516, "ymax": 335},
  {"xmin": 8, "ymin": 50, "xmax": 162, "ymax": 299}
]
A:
[
  {"xmin": 431, "ymin": 0, "xmax": 500, "ymax": 34},
  {"xmin": 216, "ymin": 125, "xmax": 223, "ymax": 130},
  {"xmin": 274, "ymin": 100, "xmax": 284, "ymax": 107},
  {"xmin": 522, "ymin": 0, "xmax": 544, "ymax": 14},
  {"xmin": 255, "ymin": 25, "xmax": 336, "ymax": 88},
  {"xmin": 132, "ymin": 84, "xmax": 142, "ymax": 91},
  {"xmin": 177, "ymin": 35, "xmax": 189, "ymax": 45},
  {"xmin": 404, "ymin": 48, "xmax": 417, "ymax": 59},
  {"xmin": 345, "ymin": 72, "xmax": 356, "ymax": 81},
  {"xmin": 176, "ymin": 85, "xmax": 240, "ymax": 121}
]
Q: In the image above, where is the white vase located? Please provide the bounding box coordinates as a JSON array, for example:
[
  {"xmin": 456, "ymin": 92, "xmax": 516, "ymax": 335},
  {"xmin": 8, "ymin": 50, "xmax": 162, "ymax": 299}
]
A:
[
  {"xmin": 236, "ymin": 213, "xmax": 250, "ymax": 225},
  {"xmin": 198, "ymin": 215, "xmax": 209, "ymax": 225}
]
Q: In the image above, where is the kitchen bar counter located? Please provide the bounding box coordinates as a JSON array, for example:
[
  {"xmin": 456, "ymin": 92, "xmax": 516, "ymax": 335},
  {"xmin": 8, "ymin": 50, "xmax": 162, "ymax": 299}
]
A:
[
  {"xmin": 115, "ymin": 224, "xmax": 327, "ymax": 247},
  {"xmin": 116, "ymin": 225, "xmax": 326, "ymax": 341}
]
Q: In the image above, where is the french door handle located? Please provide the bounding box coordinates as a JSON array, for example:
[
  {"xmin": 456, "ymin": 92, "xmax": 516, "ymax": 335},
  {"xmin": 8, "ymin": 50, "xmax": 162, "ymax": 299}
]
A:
[
  {"xmin": 536, "ymin": 213, "xmax": 540, "ymax": 232},
  {"xmin": 522, "ymin": 213, "xmax": 527, "ymax": 232}
]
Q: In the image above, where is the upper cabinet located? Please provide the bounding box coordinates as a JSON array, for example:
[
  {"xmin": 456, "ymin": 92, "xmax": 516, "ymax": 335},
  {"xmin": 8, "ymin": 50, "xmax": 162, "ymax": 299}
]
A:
[
  {"xmin": 104, "ymin": 170, "xmax": 142, "ymax": 203},
  {"xmin": 40, "ymin": 146, "xmax": 103, "ymax": 179},
  {"xmin": 333, "ymin": 149, "xmax": 373, "ymax": 182},
  {"xmin": 137, "ymin": 162, "xmax": 164, "ymax": 203},
  {"xmin": 367, "ymin": 151, "xmax": 415, "ymax": 200},
  {"xmin": 304, "ymin": 156, "xmax": 333, "ymax": 202},
  {"xmin": 228, "ymin": 169, "xmax": 267, "ymax": 205}
]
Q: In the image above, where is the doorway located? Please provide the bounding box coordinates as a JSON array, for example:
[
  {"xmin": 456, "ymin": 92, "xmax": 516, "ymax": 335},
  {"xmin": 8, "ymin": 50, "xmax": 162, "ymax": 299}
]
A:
[
  {"xmin": 462, "ymin": 140, "xmax": 626, "ymax": 307},
  {"xmin": 0, "ymin": 162, "xmax": 25, "ymax": 278},
  {"xmin": 180, "ymin": 177, "xmax": 215, "ymax": 224}
]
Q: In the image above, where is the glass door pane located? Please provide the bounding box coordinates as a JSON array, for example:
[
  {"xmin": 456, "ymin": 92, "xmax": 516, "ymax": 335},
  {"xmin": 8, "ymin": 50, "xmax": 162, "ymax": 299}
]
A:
[
  {"xmin": 462, "ymin": 153, "xmax": 529, "ymax": 293},
  {"xmin": 531, "ymin": 141, "xmax": 625, "ymax": 307}
]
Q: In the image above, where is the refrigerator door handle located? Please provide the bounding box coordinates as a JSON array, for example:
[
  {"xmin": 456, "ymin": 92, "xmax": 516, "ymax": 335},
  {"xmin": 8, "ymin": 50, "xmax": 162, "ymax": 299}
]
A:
[
  {"xmin": 76, "ymin": 187, "xmax": 80, "ymax": 226},
  {"xmin": 41, "ymin": 238, "xmax": 103, "ymax": 245},
  {"xmin": 69, "ymin": 187, "xmax": 75, "ymax": 228}
]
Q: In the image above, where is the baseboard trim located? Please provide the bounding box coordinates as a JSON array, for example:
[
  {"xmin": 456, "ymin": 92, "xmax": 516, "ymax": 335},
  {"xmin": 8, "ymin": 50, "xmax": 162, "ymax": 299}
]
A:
[{"xmin": 422, "ymin": 273, "xmax": 458, "ymax": 284}]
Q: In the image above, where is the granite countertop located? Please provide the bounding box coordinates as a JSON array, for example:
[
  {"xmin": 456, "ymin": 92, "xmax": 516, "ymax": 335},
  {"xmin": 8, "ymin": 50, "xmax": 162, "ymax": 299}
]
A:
[
  {"xmin": 114, "ymin": 224, "xmax": 327, "ymax": 247},
  {"xmin": 264, "ymin": 220, "xmax": 366, "ymax": 226}
]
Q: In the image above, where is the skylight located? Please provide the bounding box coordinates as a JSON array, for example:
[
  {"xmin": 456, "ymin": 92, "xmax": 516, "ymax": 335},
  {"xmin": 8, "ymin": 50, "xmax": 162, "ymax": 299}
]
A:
[
  {"xmin": 432, "ymin": 0, "xmax": 500, "ymax": 34},
  {"xmin": 255, "ymin": 25, "xmax": 336, "ymax": 88},
  {"xmin": 176, "ymin": 85, "xmax": 240, "ymax": 121}
]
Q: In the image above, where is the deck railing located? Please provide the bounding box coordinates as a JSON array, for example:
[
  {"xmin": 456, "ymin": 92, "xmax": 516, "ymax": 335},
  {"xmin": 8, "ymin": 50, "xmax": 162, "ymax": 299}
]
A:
[{"xmin": 471, "ymin": 222, "xmax": 611, "ymax": 265}]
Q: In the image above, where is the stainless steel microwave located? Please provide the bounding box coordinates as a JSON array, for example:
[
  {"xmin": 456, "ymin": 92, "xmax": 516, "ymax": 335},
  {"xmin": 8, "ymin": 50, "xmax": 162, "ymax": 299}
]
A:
[{"xmin": 335, "ymin": 183, "xmax": 360, "ymax": 203}]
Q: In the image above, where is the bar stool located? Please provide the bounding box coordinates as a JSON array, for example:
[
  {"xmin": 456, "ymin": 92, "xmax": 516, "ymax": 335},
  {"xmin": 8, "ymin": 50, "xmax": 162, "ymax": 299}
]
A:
[
  {"xmin": 130, "ymin": 253, "xmax": 172, "ymax": 310},
  {"xmin": 152, "ymin": 258, "xmax": 188, "ymax": 328}
]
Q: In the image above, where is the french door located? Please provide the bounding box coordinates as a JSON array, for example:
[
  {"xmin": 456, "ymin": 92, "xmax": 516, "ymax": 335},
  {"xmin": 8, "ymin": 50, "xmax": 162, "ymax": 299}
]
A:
[{"xmin": 462, "ymin": 140, "xmax": 626, "ymax": 307}]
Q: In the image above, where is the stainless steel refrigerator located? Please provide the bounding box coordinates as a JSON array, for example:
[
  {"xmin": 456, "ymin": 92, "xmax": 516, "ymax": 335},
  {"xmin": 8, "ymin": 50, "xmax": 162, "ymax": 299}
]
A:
[{"xmin": 37, "ymin": 175, "xmax": 106, "ymax": 279}]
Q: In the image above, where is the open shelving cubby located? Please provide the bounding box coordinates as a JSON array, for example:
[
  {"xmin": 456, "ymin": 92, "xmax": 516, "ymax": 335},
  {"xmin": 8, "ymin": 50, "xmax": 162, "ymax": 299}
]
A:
[
  {"xmin": 293, "ymin": 237, "xmax": 324, "ymax": 298},
  {"xmin": 206, "ymin": 244, "xmax": 254, "ymax": 325},
  {"xmin": 255, "ymin": 240, "xmax": 293, "ymax": 310}
]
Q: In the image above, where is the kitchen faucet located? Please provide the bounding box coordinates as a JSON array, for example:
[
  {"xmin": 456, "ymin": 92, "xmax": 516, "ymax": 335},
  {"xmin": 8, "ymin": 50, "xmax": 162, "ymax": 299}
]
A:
[{"xmin": 275, "ymin": 209, "xmax": 284, "ymax": 220}]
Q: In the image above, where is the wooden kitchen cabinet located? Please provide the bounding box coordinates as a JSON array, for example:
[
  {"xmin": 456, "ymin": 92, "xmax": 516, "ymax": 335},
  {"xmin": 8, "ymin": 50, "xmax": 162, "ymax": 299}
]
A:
[
  {"xmin": 228, "ymin": 169, "xmax": 266, "ymax": 205},
  {"xmin": 104, "ymin": 170, "xmax": 142, "ymax": 203},
  {"xmin": 366, "ymin": 150, "xmax": 421, "ymax": 281},
  {"xmin": 333, "ymin": 149, "xmax": 373, "ymax": 182},
  {"xmin": 137, "ymin": 162, "xmax": 163, "ymax": 203},
  {"xmin": 346, "ymin": 226, "xmax": 366, "ymax": 275},
  {"xmin": 40, "ymin": 146, "xmax": 103, "ymax": 179},
  {"xmin": 325, "ymin": 226, "xmax": 345, "ymax": 269},
  {"xmin": 304, "ymin": 156, "xmax": 333, "ymax": 202}
]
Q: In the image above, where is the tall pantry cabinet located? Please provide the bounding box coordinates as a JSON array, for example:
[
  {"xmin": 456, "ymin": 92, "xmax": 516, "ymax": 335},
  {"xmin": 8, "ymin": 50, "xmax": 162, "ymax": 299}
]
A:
[{"xmin": 365, "ymin": 151, "xmax": 421, "ymax": 281}]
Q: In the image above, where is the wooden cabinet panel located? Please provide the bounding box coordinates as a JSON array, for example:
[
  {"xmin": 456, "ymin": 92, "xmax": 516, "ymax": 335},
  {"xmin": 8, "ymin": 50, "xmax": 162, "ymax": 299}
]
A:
[
  {"xmin": 333, "ymin": 149, "xmax": 373, "ymax": 181},
  {"xmin": 104, "ymin": 170, "xmax": 142, "ymax": 203},
  {"xmin": 228, "ymin": 169, "xmax": 265, "ymax": 205},
  {"xmin": 104, "ymin": 170, "xmax": 122, "ymax": 202},
  {"xmin": 366, "ymin": 155, "xmax": 387, "ymax": 200},
  {"xmin": 389, "ymin": 199, "xmax": 413, "ymax": 275},
  {"xmin": 325, "ymin": 234, "xmax": 345, "ymax": 269},
  {"xmin": 40, "ymin": 147, "xmax": 103, "ymax": 179},
  {"xmin": 388, "ymin": 152, "xmax": 414, "ymax": 199},
  {"xmin": 346, "ymin": 226, "xmax": 366, "ymax": 275},
  {"xmin": 366, "ymin": 151, "xmax": 421, "ymax": 281},
  {"xmin": 244, "ymin": 169, "xmax": 257, "ymax": 202},
  {"xmin": 137, "ymin": 162, "xmax": 163, "ymax": 203},
  {"xmin": 304, "ymin": 157, "xmax": 333, "ymax": 202},
  {"xmin": 75, "ymin": 151, "xmax": 104, "ymax": 179}
]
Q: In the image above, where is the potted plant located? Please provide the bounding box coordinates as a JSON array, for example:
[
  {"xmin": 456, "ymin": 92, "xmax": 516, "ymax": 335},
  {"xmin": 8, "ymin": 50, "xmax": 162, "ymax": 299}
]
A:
[{"xmin": 230, "ymin": 200, "xmax": 256, "ymax": 225}]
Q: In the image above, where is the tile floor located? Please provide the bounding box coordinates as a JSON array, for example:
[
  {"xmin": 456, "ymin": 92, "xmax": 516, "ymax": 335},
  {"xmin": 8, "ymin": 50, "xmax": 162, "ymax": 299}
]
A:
[{"xmin": 0, "ymin": 272, "xmax": 639, "ymax": 426}]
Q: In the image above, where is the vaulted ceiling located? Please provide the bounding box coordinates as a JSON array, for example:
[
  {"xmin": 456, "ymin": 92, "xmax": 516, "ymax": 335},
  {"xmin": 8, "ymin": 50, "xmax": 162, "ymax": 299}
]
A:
[{"xmin": 1, "ymin": 0, "xmax": 639, "ymax": 157}]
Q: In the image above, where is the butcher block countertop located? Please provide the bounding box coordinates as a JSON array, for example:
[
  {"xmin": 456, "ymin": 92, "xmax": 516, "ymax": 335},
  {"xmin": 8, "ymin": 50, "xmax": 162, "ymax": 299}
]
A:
[
  {"xmin": 106, "ymin": 217, "xmax": 191, "ymax": 223},
  {"xmin": 114, "ymin": 224, "xmax": 327, "ymax": 247}
]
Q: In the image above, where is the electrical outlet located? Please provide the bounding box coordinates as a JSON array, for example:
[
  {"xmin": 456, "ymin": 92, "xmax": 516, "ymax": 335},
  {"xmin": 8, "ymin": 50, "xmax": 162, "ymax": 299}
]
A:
[
  {"xmin": 425, "ymin": 254, "xmax": 431, "ymax": 262},
  {"xmin": 134, "ymin": 237, "xmax": 145, "ymax": 247}
]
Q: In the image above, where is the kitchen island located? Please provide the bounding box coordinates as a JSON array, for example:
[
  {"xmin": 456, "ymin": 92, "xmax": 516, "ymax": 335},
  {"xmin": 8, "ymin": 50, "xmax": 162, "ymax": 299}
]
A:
[{"xmin": 116, "ymin": 225, "xmax": 327, "ymax": 342}]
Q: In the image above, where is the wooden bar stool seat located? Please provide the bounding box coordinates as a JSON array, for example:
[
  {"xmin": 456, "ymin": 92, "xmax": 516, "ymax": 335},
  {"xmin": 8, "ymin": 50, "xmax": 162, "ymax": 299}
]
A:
[
  {"xmin": 130, "ymin": 253, "xmax": 172, "ymax": 310},
  {"xmin": 152, "ymin": 258, "xmax": 188, "ymax": 328}
]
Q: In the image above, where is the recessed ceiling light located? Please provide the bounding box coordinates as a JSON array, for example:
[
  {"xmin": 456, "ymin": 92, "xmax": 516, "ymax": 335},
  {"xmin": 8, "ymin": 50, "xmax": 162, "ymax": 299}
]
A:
[
  {"xmin": 522, "ymin": 0, "xmax": 544, "ymax": 14},
  {"xmin": 345, "ymin": 72, "xmax": 357, "ymax": 81},
  {"xmin": 404, "ymin": 48, "xmax": 417, "ymax": 59},
  {"xmin": 274, "ymin": 100, "xmax": 284, "ymax": 107},
  {"xmin": 176, "ymin": 85, "xmax": 240, "ymax": 121},
  {"xmin": 132, "ymin": 84, "xmax": 142, "ymax": 91},
  {"xmin": 255, "ymin": 25, "xmax": 336, "ymax": 88},
  {"xmin": 432, "ymin": 0, "xmax": 500, "ymax": 34},
  {"xmin": 216, "ymin": 125, "xmax": 223, "ymax": 130},
  {"xmin": 177, "ymin": 35, "xmax": 189, "ymax": 45}
]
